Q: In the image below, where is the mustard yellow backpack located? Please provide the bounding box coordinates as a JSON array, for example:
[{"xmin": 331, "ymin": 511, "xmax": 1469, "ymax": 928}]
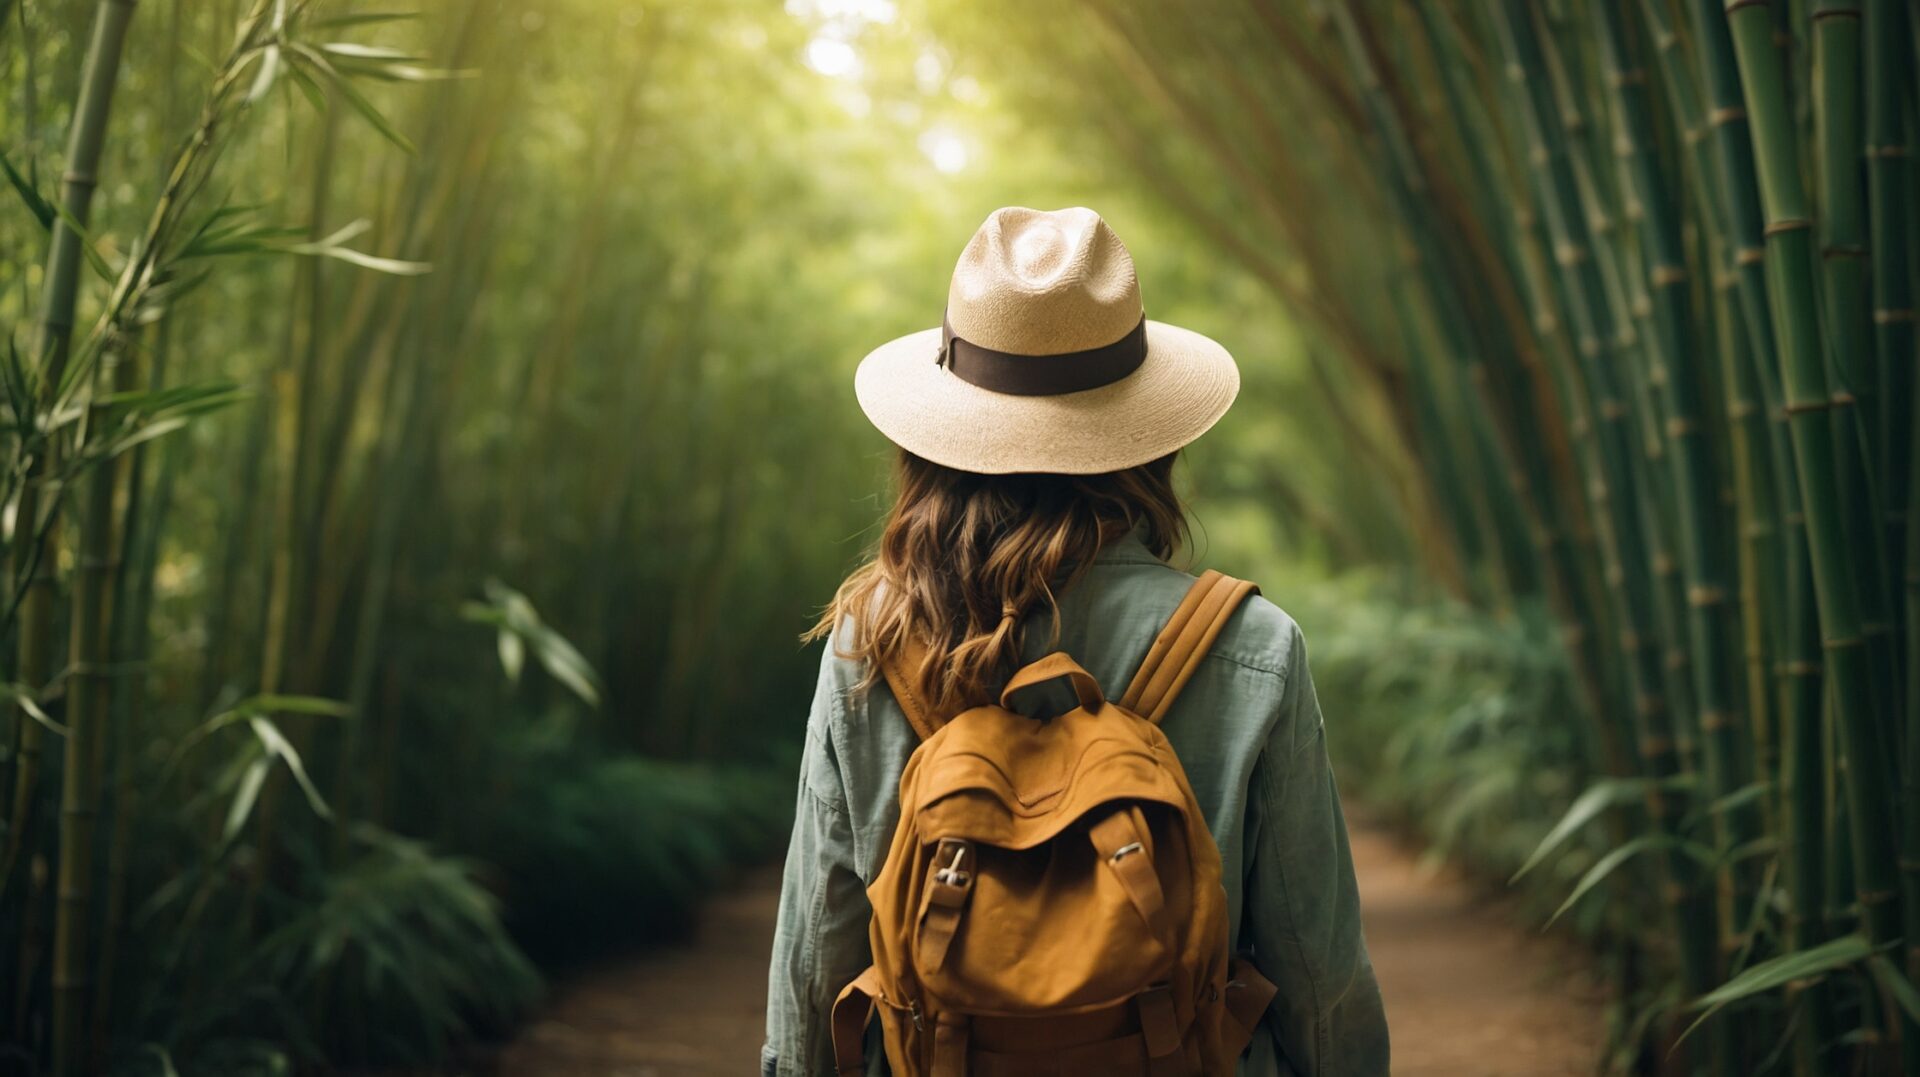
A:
[{"xmin": 832, "ymin": 570, "xmax": 1277, "ymax": 1076}]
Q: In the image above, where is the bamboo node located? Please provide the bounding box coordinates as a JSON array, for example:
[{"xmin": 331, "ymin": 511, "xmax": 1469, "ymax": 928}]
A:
[
  {"xmin": 1763, "ymin": 218, "xmax": 1811, "ymax": 237},
  {"xmin": 1831, "ymin": 390, "xmax": 1856, "ymax": 407},
  {"xmin": 1650, "ymin": 265, "xmax": 1686, "ymax": 287},
  {"xmin": 1873, "ymin": 308, "xmax": 1916, "ymax": 324},
  {"xmin": 1857, "ymin": 888, "xmax": 1897, "ymax": 905},
  {"xmin": 1735, "ymin": 247, "xmax": 1765, "ymax": 266},
  {"xmin": 1554, "ymin": 244, "xmax": 1589, "ymax": 267},
  {"xmin": 1698, "ymin": 709, "xmax": 1734, "ymax": 732},
  {"xmin": 1820, "ymin": 635, "xmax": 1864, "ymax": 651},
  {"xmin": 1866, "ymin": 143, "xmax": 1912, "ymax": 160},
  {"xmin": 1639, "ymin": 735, "xmax": 1674, "ymax": 758},
  {"xmin": 1686, "ymin": 585, "xmax": 1727, "ymax": 607},
  {"xmin": 1578, "ymin": 337, "xmax": 1603, "ymax": 358},
  {"xmin": 1862, "ymin": 621, "xmax": 1893, "ymax": 637},
  {"xmin": 1664, "ymin": 417, "xmax": 1697, "ymax": 437},
  {"xmin": 1707, "ymin": 106, "xmax": 1748, "ymax": 127},
  {"xmin": 1725, "ymin": 400, "xmax": 1755, "ymax": 419},
  {"xmin": 1781, "ymin": 399, "xmax": 1833, "ymax": 415},
  {"xmin": 1619, "ymin": 629, "xmax": 1640, "ymax": 650},
  {"xmin": 1821, "ymin": 244, "xmax": 1867, "ymax": 260},
  {"xmin": 1599, "ymin": 399, "xmax": 1627, "ymax": 420},
  {"xmin": 1782, "ymin": 660, "xmax": 1821, "ymax": 677}
]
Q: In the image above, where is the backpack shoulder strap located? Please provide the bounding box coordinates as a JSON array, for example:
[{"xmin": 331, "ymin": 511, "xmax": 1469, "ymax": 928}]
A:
[
  {"xmin": 1120, "ymin": 569, "xmax": 1260, "ymax": 725},
  {"xmin": 879, "ymin": 635, "xmax": 943, "ymax": 742}
]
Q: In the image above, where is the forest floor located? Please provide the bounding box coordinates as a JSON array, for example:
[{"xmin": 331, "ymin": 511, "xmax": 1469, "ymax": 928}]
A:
[{"xmin": 492, "ymin": 820, "xmax": 1605, "ymax": 1076}]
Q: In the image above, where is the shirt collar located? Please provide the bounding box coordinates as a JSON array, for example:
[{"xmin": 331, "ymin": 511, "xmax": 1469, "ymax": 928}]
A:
[{"xmin": 1092, "ymin": 521, "xmax": 1169, "ymax": 567}]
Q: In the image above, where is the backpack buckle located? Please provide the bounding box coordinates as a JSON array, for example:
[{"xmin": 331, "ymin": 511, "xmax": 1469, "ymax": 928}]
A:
[{"xmin": 933, "ymin": 839, "xmax": 971, "ymax": 888}]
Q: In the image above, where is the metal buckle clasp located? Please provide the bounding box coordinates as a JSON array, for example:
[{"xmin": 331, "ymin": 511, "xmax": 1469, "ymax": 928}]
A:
[{"xmin": 933, "ymin": 839, "xmax": 971, "ymax": 888}]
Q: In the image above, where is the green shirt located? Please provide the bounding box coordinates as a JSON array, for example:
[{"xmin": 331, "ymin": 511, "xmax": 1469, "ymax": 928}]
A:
[{"xmin": 762, "ymin": 529, "xmax": 1390, "ymax": 1075}]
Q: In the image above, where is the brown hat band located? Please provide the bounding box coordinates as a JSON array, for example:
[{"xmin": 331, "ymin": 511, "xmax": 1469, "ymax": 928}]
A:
[{"xmin": 938, "ymin": 312, "xmax": 1148, "ymax": 396}]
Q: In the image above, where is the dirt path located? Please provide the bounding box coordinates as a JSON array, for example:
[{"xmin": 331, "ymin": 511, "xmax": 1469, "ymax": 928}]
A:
[
  {"xmin": 496, "ymin": 824, "xmax": 1603, "ymax": 1076},
  {"xmin": 1346, "ymin": 823, "xmax": 1604, "ymax": 1076}
]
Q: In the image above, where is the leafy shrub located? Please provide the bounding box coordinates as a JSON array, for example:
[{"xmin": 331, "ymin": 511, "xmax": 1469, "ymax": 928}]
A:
[
  {"xmin": 255, "ymin": 827, "xmax": 541, "ymax": 1067},
  {"xmin": 1303, "ymin": 585, "xmax": 1612, "ymax": 931},
  {"xmin": 484, "ymin": 748, "xmax": 795, "ymax": 965}
]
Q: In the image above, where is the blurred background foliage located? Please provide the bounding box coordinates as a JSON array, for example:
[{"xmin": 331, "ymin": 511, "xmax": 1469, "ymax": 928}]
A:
[{"xmin": 1, "ymin": 0, "xmax": 1911, "ymax": 1074}]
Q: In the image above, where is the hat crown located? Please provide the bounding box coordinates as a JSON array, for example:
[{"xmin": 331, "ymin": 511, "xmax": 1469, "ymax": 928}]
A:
[{"xmin": 946, "ymin": 207, "xmax": 1142, "ymax": 357}]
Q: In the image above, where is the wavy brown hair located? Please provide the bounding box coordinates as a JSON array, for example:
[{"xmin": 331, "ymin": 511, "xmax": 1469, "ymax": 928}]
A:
[{"xmin": 807, "ymin": 449, "xmax": 1188, "ymax": 715}]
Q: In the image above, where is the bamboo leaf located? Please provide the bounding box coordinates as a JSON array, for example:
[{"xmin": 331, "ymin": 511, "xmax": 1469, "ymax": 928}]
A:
[
  {"xmin": 223, "ymin": 752, "xmax": 272, "ymax": 842},
  {"xmin": 247, "ymin": 44, "xmax": 283, "ymax": 104},
  {"xmin": 318, "ymin": 60, "xmax": 417, "ymax": 153},
  {"xmin": 498, "ymin": 629, "xmax": 525, "ymax": 684},
  {"xmin": 166, "ymin": 693, "xmax": 349, "ymax": 775},
  {"xmin": 1692, "ymin": 934, "xmax": 1872, "ymax": 1010},
  {"xmin": 1511, "ymin": 776, "xmax": 1651, "ymax": 882},
  {"xmin": 249, "ymin": 715, "xmax": 332, "ymax": 820},
  {"xmin": 0, "ymin": 681, "xmax": 67, "ymax": 738},
  {"xmin": 248, "ymin": 694, "xmax": 353, "ymax": 718},
  {"xmin": 0, "ymin": 149, "xmax": 53, "ymax": 230},
  {"xmin": 142, "ymin": 1045, "xmax": 181, "ymax": 1077},
  {"xmin": 316, "ymin": 42, "xmax": 421, "ymax": 62},
  {"xmin": 305, "ymin": 12, "xmax": 418, "ymax": 30},
  {"xmin": 296, "ymin": 244, "xmax": 432, "ymax": 276},
  {"xmin": 1546, "ymin": 835, "xmax": 1705, "ymax": 928},
  {"xmin": 1868, "ymin": 955, "xmax": 1920, "ymax": 1027},
  {"xmin": 1673, "ymin": 935, "xmax": 1876, "ymax": 1049},
  {"xmin": 528, "ymin": 624, "xmax": 602, "ymax": 709}
]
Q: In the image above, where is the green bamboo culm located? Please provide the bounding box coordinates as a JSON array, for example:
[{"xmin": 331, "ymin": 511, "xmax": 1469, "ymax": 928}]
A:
[
  {"xmin": 34, "ymin": 2, "xmax": 139, "ymax": 1074},
  {"xmin": 1725, "ymin": 0, "xmax": 1910, "ymax": 1064}
]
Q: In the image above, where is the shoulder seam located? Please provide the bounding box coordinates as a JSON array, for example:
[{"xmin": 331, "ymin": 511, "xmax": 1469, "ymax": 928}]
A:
[{"xmin": 1201, "ymin": 648, "xmax": 1289, "ymax": 679}]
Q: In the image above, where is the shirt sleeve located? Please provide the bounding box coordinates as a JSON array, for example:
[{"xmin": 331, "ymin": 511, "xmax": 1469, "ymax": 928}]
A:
[
  {"xmin": 1243, "ymin": 623, "xmax": 1390, "ymax": 1076},
  {"xmin": 763, "ymin": 647, "xmax": 876, "ymax": 1077}
]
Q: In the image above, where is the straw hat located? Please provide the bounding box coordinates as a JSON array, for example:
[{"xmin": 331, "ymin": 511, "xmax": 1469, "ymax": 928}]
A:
[{"xmin": 854, "ymin": 206, "xmax": 1239, "ymax": 475}]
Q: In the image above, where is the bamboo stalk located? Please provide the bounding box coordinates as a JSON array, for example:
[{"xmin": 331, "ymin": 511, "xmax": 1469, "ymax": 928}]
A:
[
  {"xmin": 1494, "ymin": 5, "xmax": 1725, "ymax": 1064},
  {"xmin": 23, "ymin": 1, "xmax": 140, "ymax": 1072},
  {"xmin": 1724, "ymin": 4, "xmax": 1909, "ymax": 1061},
  {"xmin": 1596, "ymin": 0, "xmax": 1756, "ymax": 966}
]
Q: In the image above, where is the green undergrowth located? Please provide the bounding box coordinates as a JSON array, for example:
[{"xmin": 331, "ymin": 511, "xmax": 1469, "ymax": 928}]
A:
[
  {"xmin": 484, "ymin": 746, "xmax": 796, "ymax": 967},
  {"xmin": 1299, "ymin": 580, "xmax": 1614, "ymax": 938}
]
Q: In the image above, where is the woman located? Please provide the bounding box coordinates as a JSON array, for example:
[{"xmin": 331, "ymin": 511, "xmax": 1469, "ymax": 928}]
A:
[{"xmin": 763, "ymin": 207, "xmax": 1387, "ymax": 1076}]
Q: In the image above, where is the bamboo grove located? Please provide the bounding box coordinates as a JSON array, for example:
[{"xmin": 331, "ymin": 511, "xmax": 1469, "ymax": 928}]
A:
[
  {"xmin": 0, "ymin": 1, "xmax": 963, "ymax": 1071},
  {"xmin": 929, "ymin": 0, "xmax": 1920, "ymax": 1072}
]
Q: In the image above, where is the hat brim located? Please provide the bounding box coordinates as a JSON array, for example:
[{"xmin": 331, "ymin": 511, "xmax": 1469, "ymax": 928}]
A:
[{"xmin": 853, "ymin": 320, "xmax": 1239, "ymax": 475}]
